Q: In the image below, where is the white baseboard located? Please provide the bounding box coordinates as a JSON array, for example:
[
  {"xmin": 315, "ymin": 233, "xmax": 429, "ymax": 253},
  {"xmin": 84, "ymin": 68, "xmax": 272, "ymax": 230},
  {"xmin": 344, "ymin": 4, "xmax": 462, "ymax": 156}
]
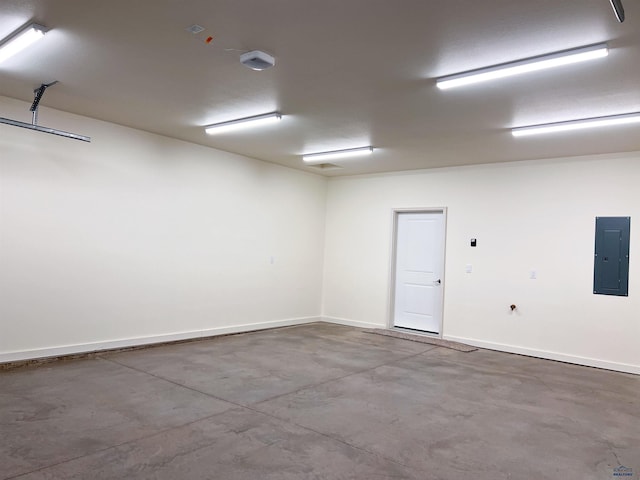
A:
[
  {"xmin": 0, "ymin": 316, "xmax": 321, "ymax": 364},
  {"xmin": 6, "ymin": 317, "xmax": 636, "ymax": 376},
  {"xmin": 443, "ymin": 335, "xmax": 640, "ymax": 376},
  {"xmin": 321, "ymin": 316, "xmax": 383, "ymax": 330}
]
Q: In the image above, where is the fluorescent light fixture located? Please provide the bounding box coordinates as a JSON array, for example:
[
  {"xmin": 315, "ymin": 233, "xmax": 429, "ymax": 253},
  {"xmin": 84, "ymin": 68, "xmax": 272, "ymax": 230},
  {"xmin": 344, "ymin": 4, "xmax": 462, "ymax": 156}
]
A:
[
  {"xmin": 436, "ymin": 43, "xmax": 608, "ymax": 90},
  {"xmin": 0, "ymin": 23, "xmax": 47, "ymax": 64},
  {"xmin": 512, "ymin": 112, "xmax": 640, "ymax": 137},
  {"xmin": 610, "ymin": 0, "xmax": 625, "ymax": 22},
  {"xmin": 205, "ymin": 112, "xmax": 281, "ymax": 134},
  {"xmin": 302, "ymin": 146, "xmax": 374, "ymax": 163}
]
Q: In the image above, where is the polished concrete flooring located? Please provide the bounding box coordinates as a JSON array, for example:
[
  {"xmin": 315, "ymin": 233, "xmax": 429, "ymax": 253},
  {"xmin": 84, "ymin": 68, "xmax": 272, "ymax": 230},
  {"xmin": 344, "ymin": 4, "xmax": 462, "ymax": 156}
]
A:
[{"xmin": 1, "ymin": 323, "xmax": 638, "ymax": 479}]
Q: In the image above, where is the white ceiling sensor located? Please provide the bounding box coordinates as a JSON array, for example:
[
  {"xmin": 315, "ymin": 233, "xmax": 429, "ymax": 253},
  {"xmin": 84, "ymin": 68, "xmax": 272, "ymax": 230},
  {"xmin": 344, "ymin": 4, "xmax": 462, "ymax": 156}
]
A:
[
  {"xmin": 240, "ymin": 50, "xmax": 275, "ymax": 71},
  {"xmin": 185, "ymin": 24, "xmax": 205, "ymax": 34}
]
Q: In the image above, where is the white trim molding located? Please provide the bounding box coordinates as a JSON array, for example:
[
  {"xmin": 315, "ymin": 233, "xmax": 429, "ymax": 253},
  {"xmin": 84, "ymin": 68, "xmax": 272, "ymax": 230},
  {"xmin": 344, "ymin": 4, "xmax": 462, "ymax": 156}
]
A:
[
  {"xmin": 322, "ymin": 316, "xmax": 383, "ymax": 330},
  {"xmin": 0, "ymin": 316, "xmax": 321, "ymax": 364},
  {"xmin": 444, "ymin": 335, "xmax": 640, "ymax": 376}
]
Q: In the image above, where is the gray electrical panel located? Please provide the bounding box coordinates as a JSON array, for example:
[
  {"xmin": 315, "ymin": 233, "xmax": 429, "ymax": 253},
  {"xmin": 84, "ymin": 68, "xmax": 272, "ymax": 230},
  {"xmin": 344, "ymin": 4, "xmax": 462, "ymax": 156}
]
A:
[{"xmin": 593, "ymin": 217, "xmax": 630, "ymax": 296}]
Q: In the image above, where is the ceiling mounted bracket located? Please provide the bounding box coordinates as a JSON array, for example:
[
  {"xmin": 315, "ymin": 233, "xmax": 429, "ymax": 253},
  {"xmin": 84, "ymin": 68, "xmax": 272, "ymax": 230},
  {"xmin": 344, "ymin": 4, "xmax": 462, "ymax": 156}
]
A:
[
  {"xmin": 0, "ymin": 82, "xmax": 91, "ymax": 142},
  {"xmin": 30, "ymin": 81, "xmax": 59, "ymax": 126}
]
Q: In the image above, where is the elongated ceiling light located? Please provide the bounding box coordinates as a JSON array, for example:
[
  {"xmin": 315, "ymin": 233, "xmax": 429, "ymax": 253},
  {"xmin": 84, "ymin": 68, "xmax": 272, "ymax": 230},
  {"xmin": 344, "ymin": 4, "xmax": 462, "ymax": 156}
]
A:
[
  {"xmin": 610, "ymin": 0, "xmax": 625, "ymax": 22},
  {"xmin": 512, "ymin": 112, "xmax": 640, "ymax": 137},
  {"xmin": 0, "ymin": 23, "xmax": 47, "ymax": 64},
  {"xmin": 436, "ymin": 44, "xmax": 608, "ymax": 90},
  {"xmin": 205, "ymin": 112, "xmax": 281, "ymax": 134},
  {"xmin": 302, "ymin": 146, "xmax": 374, "ymax": 164}
]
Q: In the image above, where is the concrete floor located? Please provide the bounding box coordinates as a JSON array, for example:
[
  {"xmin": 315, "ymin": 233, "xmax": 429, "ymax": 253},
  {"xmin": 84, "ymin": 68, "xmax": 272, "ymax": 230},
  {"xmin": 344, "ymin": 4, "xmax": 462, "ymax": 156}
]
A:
[{"xmin": 1, "ymin": 323, "xmax": 638, "ymax": 479}]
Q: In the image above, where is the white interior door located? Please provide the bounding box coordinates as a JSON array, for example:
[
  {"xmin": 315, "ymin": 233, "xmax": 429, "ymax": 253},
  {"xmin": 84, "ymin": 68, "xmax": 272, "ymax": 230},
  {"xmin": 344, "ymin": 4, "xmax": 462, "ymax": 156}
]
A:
[{"xmin": 393, "ymin": 211, "xmax": 445, "ymax": 334}]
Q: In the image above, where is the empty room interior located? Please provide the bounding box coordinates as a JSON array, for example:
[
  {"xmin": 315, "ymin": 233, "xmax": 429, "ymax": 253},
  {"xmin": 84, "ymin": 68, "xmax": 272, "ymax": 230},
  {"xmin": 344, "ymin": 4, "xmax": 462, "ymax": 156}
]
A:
[{"xmin": 1, "ymin": 1, "xmax": 639, "ymax": 479}]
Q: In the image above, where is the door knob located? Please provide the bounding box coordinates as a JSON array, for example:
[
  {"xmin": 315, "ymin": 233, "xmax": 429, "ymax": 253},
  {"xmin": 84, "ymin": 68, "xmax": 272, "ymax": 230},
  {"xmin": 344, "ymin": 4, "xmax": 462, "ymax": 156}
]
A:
[{"xmin": 435, "ymin": 279, "xmax": 441, "ymax": 285}]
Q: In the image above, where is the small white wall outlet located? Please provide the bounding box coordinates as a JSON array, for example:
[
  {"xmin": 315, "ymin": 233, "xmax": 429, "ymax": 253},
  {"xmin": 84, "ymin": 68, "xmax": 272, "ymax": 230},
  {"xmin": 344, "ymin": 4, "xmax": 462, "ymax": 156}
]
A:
[
  {"xmin": 529, "ymin": 270, "xmax": 537, "ymax": 280},
  {"xmin": 465, "ymin": 264, "xmax": 473, "ymax": 273}
]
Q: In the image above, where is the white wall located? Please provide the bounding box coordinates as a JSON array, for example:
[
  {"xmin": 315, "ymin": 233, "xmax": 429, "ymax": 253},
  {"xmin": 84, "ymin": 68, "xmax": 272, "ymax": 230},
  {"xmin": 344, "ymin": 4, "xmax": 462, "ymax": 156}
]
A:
[
  {"xmin": 0, "ymin": 96, "xmax": 327, "ymax": 361},
  {"xmin": 322, "ymin": 153, "xmax": 640, "ymax": 374},
  {"xmin": 2, "ymin": 94, "xmax": 639, "ymax": 375}
]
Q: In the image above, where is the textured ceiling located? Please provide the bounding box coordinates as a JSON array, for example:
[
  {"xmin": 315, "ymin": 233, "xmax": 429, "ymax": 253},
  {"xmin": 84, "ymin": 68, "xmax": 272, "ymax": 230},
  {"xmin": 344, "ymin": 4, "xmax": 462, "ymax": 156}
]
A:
[{"xmin": 0, "ymin": 0, "xmax": 639, "ymax": 176}]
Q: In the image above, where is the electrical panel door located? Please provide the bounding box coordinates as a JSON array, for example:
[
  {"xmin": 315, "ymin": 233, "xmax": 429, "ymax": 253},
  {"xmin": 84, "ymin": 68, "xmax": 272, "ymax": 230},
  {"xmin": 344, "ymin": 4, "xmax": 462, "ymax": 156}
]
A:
[{"xmin": 594, "ymin": 217, "xmax": 630, "ymax": 296}]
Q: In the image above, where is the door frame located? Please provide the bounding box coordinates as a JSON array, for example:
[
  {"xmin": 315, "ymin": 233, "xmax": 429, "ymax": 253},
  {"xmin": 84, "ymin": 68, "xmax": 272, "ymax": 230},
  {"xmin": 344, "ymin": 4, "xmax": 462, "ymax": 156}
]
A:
[{"xmin": 387, "ymin": 207, "xmax": 448, "ymax": 338}]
